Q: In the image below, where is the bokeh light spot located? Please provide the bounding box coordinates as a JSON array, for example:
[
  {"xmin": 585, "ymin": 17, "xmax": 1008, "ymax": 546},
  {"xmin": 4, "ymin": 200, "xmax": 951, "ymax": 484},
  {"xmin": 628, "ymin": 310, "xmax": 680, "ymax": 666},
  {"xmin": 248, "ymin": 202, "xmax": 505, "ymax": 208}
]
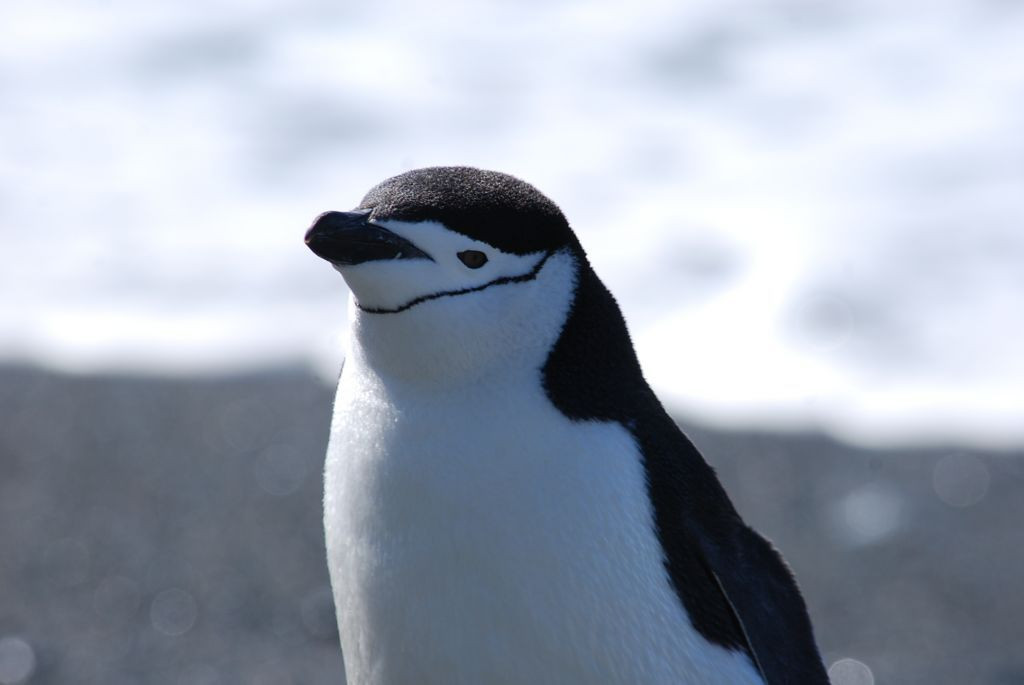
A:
[
  {"xmin": 150, "ymin": 588, "xmax": 198, "ymax": 636},
  {"xmin": 832, "ymin": 484, "xmax": 903, "ymax": 547},
  {"xmin": 932, "ymin": 452, "xmax": 990, "ymax": 508},
  {"xmin": 0, "ymin": 637, "xmax": 36, "ymax": 685},
  {"xmin": 828, "ymin": 657, "xmax": 875, "ymax": 685}
]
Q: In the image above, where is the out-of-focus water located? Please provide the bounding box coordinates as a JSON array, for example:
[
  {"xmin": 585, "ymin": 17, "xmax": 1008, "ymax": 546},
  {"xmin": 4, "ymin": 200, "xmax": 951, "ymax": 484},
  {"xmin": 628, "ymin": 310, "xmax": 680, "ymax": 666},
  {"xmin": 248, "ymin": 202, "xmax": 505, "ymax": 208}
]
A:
[{"xmin": 2, "ymin": 0, "xmax": 1023, "ymax": 447}]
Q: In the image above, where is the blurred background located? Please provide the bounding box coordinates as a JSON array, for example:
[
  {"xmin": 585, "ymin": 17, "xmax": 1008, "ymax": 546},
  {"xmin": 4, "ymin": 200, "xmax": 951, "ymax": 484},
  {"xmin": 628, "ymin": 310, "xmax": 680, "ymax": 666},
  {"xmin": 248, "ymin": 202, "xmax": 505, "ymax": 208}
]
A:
[{"xmin": 1, "ymin": 0, "xmax": 1022, "ymax": 683}]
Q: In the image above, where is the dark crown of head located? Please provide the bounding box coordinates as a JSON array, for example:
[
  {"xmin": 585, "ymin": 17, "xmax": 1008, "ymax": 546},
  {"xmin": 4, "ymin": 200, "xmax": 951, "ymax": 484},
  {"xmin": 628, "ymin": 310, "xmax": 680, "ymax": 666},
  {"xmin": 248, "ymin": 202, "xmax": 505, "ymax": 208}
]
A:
[{"xmin": 358, "ymin": 167, "xmax": 577, "ymax": 255}]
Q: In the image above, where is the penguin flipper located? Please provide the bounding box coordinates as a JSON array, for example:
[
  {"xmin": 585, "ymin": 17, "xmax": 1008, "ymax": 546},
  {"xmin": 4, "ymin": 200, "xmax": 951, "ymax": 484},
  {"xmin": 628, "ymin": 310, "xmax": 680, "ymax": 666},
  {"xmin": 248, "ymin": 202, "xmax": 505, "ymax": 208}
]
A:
[{"xmin": 691, "ymin": 524, "xmax": 829, "ymax": 685}]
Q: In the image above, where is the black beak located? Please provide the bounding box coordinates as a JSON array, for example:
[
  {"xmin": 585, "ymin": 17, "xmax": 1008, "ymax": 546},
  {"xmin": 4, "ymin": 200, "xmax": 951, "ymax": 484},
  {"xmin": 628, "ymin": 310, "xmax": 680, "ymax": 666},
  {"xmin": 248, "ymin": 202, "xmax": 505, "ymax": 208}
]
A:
[{"xmin": 304, "ymin": 210, "xmax": 433, "ymax": 265}]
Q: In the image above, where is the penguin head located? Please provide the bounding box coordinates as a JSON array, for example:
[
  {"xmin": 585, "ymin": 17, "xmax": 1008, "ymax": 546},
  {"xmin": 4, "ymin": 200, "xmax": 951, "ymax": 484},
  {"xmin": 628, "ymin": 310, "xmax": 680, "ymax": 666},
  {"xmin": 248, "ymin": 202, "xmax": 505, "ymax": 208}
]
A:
[
  {"xmin": 306, "ymin": 167, "xmax": 580, "ymax": 313},
  {"xmin": 305, "ymin": 167, "xmax": 585, "ymax": 379}
]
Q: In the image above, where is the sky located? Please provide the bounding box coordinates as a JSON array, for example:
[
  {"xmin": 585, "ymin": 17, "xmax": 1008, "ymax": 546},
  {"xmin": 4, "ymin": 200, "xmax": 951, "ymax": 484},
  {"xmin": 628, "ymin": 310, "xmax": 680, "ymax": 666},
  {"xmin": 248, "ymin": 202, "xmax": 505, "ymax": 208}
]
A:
[{"xmin": 1, "ymin": 0, "xmax": 1023, "ymax": 447}]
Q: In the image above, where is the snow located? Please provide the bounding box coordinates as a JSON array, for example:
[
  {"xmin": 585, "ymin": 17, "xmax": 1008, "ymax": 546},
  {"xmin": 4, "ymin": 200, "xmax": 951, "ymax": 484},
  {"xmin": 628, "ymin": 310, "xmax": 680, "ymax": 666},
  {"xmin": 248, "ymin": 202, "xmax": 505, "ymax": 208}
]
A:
[{"xmin": 1, "ymin": 0, "xmax": 1022, "ymax": 447}]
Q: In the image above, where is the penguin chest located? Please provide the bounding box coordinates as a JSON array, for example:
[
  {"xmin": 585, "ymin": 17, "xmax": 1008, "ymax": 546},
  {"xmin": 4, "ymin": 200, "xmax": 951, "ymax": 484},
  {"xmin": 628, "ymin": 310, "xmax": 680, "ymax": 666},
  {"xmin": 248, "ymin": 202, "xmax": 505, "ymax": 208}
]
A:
[{"xmin": 323, "ymin": 368, "xmax": 762, "ymax": 685}]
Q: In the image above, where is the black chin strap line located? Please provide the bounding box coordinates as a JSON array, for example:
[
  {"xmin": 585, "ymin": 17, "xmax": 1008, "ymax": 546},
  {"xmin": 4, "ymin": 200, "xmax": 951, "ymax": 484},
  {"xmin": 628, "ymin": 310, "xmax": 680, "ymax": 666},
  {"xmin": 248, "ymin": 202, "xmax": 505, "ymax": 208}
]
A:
[{"xmin": 357, "ymin": 250, "xmax": 555, "ymax": 315}]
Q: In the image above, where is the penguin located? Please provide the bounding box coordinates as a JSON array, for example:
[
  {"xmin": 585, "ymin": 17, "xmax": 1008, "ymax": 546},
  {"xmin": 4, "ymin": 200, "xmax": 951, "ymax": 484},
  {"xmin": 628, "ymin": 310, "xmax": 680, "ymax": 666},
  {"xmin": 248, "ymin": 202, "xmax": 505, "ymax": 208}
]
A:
[{"xmin": 305, "ymin": 166, "xmax": 828, "ymax": 685}]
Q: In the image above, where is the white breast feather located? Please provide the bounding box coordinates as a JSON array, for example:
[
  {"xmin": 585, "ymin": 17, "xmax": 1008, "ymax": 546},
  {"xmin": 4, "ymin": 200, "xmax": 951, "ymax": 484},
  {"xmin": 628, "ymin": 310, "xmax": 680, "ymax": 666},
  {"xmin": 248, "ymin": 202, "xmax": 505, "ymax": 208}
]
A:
[{"xmin": 323, "ymin": 251, "xmax": 763, "ymax": 685}]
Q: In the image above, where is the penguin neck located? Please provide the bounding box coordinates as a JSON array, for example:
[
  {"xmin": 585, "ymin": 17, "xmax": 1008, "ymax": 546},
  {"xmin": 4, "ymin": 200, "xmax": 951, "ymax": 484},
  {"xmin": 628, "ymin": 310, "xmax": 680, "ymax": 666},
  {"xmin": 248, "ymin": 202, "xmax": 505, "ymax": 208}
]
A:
[{"xmin": 345, "ymin": 250, "xmax": 579, "ymax": 390}]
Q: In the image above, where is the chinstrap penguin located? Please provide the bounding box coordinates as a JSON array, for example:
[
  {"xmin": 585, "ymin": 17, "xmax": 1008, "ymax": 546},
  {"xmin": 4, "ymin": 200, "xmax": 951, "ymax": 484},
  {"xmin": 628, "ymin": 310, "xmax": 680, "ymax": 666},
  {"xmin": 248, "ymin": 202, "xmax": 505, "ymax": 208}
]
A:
[{"xmin": 305, "ymin": 167, "xmax": 828, "ymax": 685}]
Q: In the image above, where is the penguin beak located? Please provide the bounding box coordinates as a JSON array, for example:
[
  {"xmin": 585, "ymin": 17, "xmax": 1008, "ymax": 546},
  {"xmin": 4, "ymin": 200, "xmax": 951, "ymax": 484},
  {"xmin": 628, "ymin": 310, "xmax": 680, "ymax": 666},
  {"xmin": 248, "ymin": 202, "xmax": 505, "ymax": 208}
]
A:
[{"xmin": 304, "ymin": 210, "xmax": 433, "ymax": 265}]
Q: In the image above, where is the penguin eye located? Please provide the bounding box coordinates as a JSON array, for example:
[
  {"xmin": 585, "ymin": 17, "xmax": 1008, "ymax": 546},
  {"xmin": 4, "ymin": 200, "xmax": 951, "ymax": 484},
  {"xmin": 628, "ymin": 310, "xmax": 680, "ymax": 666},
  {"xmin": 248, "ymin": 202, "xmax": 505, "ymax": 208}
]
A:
[{"xmin": 457, "ymin": 250, "xmax": 488, "ymax": 269}]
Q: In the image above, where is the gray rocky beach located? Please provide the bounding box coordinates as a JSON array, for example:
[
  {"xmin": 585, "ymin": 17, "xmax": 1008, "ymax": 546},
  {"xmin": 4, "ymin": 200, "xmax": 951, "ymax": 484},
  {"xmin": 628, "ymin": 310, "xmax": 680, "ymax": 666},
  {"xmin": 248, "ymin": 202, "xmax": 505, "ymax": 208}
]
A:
[{"xmin": 2, "ymin": 365, "xmax": 1021, "ymax": 684}]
